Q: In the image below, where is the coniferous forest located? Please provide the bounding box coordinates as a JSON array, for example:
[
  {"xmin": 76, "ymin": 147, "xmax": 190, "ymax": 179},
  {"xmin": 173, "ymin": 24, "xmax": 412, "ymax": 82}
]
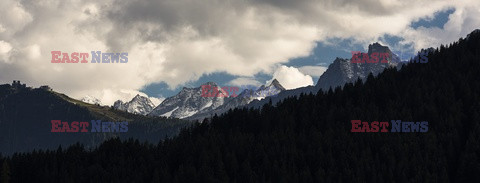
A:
[{"xmin": 1, "ymin": 31, "xmax": 480, "ymax": 182}]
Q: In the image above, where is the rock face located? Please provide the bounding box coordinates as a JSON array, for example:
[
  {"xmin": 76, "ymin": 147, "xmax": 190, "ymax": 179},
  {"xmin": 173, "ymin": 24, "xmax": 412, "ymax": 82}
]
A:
[
  {"xmin": 148, "ymin": 82, "xmax": 227, "ymax": 119},
  {"xmin": 247, "ymin": 42, "xmax": 403, "ymax": 110},
  {"xmin": 149, "ymin": 80, "xmax": 286, "ymax": 120},
  {"xmin": 185, "ymin": 79, "xmax": 286, "ymax": 120},
  {"xmin": 315, "ymin": 42, "xmax": 401, "ymax": 92},
  {"xmin": 113, "ymin": 94, "xmax": 156, "ymax": 115}
]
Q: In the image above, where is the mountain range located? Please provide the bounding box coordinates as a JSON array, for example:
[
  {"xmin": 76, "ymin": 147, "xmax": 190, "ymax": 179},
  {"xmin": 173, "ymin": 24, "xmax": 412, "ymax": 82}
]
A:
[
  {"xmin": 147, "ymin": 79, "xmax": 285, "ymax": 119},
  {"xmin": 246, "ymin": 42, "xmax": 405, "ymax": 110},
  {"xmin": 185, "ymin": 79, "xmax": 285, "ymax": 120},
  {"xmin": 106, "ymin": 42, "xmax": 409, "ymax": 121}
]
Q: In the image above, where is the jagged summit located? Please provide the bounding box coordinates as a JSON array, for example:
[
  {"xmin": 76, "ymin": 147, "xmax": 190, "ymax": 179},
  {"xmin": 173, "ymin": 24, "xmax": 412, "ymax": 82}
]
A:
[
  {"xmin": 131, "ymin": 94, "xmax": 146, "ymax": 102},
  {"xmin": 148, "ymin": 79, "xmax": 287, "ymax": 120},
  {"xmin": 201, "ymin": 81, "xmax": 218, "ymax": 86},
  {"xmin": 247, "ymin": 42, "xmax": 404, "ymax": 111},
  {"xmin": 368, "ymin": 42, "xmax": 388, "ymax": 52},
  {"xmin": 148, "ymin": 83, "xmax": 227, "ymax": 119},
  {"xmin": 186, "ymin": 79, "xmax": 286, "ymax": 120},
  {"xmin": 316, "ymin": 42, "xmax": 401, "ymax": 91},
  {"xmin": 113, "ymin": 94, "xmax": 156, "ymax": 115},
  {"xmin": 269, "ymin": 79, "xmax": 286, "ymax": 91}
]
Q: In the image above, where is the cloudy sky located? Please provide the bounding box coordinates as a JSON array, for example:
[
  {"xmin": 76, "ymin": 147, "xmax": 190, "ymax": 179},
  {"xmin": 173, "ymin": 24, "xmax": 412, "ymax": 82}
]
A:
[{"xmin": 0, "ymin": 0, "xmax": 479, "ymax": 105}]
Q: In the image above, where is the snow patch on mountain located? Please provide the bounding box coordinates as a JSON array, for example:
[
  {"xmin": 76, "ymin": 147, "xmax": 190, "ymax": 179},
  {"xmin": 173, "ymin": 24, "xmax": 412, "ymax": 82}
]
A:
[
  {"xmin": 161, "ymin": 106, "xmax": 179, "ymax": 117},
  {"xmin": 113, "ymin": 94, "xmax": 156, "ymax": 115},
  {"xmin": 80, "ymin": 95, "xmax": 102, "ymax": 105},
  {"xmin": 186, "ymin": 79, "xmax": 286, "ymax": 120}
]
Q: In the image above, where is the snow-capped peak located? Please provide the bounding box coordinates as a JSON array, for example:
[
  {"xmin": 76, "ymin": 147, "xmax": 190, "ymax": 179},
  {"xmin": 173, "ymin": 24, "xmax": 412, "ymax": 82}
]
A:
[
  {"xmin": 80, "ymin": 95, "xmax": 102, "ymax": 105},
  {"xmin": 148, "ymin": 82, "xmax": 227, "ymax": 119},
  {"xmin": 113, "ymin": 94, "xmax": 156, "ymax": 115},
  {"xmin": 267, "ymin": 79, "xmax": 286, "ymax": 91},
  {"xmin": 185, "ymin": 80, "xmax": 287, "ymax": 120}
]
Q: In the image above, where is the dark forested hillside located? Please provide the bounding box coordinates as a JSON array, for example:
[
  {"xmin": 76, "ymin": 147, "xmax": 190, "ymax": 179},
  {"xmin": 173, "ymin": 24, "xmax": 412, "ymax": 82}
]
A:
[
  {"xmin": 1, "ymin": 30, "xmax": 480, "ymax": 183},
  {"xmin": 0, "ymin": 85, "xmax": 192, "ymax": 155}
]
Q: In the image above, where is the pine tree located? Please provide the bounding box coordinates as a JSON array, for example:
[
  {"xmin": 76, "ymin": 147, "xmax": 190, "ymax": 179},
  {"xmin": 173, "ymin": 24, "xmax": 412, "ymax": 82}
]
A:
[{"xmin": 1, "ymin": 161, "xmax": 10, "ymax": 183}]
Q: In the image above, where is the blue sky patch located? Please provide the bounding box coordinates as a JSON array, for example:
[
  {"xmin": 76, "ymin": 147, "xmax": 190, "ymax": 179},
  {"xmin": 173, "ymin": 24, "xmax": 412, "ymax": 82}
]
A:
[{"xmin": 411, "ymin": 8, "xmax": 454, "ymax": 29}]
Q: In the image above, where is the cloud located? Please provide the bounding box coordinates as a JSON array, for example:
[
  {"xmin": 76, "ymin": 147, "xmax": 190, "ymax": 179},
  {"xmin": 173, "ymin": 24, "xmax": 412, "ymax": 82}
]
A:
[
  {"xmin": 400, "ymin": 2, "xmax": 480, "ymax": 51},
  {"xmin": 0, "ymin": 40, "xmax": 12, "ymax": 63},
  {"xmin": 227, "ymin": 77, "xmax": 262, "ymax": 87},
  {"xmin": 268, "ymin": 65, "xmax": 314, "ymax": 90},
  {"xmin": 0, "ymin": 0, "xmax": 479, "ymax": 105},
  {"xmin": 298, "ymin": 65, "xmax": 328, "ymax": 77},
  {"xmin": 0, "ymin": 0, "xmax": 32, "ymax": 37}
]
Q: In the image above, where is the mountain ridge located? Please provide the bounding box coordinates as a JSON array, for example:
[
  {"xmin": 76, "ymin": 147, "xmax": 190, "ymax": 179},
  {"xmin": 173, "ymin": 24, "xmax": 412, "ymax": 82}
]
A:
[
  {"xmin": 113, "ymin": 94, "xmax": 156, "ymax": 115},
  {"xmin": 149, "ymin": 80, "xmax": 286, "ymax": 119},
  {"xmin": 246, "ymin": 42, "xmax": 403, "ymax": 111},
  {"xmin": 0, "ymin": 82, "xmax": 191, "ymax": 155}
]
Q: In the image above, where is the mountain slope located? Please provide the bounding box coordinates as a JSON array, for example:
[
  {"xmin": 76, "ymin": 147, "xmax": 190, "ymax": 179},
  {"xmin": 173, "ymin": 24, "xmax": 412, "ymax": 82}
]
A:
[
  {"xmin": 186, "ymin": 79, "xmax": 286, "ymax": 120},
  {"xmin": 0, "ymin": 84, "xmax": 192, "ymax": 155},
  {"xmin": 113, "ymin": 94, "xmax": 156, "ymax": 115},
  {"xmin": 150, "ymin": 80, "xmax": 285, "ymax": 119},
  {"xmin": 148, "ymin": 82, "xmax": 228, "ymax": 119}
]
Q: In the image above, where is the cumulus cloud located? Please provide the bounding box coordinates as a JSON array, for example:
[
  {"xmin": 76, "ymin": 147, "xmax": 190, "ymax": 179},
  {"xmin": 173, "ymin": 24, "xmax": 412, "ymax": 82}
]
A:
[
  {"xmin": 0, "ymin": 0, "xmax": 479, "ymax": 105},
  {"xmin": 268, "ymin": 65, "xmax": 314, "ymax": 90},
  {"xmin": 298, "ymin": 65, "xmax": 328, "ymax": 77}
]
